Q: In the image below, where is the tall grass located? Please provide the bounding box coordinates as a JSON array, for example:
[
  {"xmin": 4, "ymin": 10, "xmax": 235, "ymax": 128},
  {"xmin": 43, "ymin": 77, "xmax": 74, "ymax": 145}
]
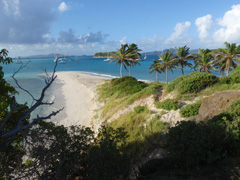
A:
[{"xmin": 110, "ymin": 108, "xmax": 169, "ymax": 161}]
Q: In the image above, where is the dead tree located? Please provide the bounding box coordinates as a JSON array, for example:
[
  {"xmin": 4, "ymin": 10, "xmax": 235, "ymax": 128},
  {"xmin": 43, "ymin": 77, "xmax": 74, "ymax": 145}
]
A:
[{"xmin": 0, "ymin": 59, "xmax": 63, "ymax": 151}]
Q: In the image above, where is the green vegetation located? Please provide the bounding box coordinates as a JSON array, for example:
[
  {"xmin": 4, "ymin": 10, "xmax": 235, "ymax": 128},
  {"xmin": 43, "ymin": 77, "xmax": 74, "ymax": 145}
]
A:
[
  {"xmin": 167, "ymin": 71, "xmax": 218, "ymax": 94},
  {"xmin": 155, "ymin": 99, "xmax": 179, "ymax": 111},
  {"xmin": 213, "ymin": 41, "xmax": 240, "ymax": 76},
  {"xmin": 98, "ymin": 76, "xmax": 163, "ymax": 120},
  {"xmin": 180, "ymin": 102, "xmax": 201, "ymax": 117},
  {"xmin": 3, "ymin": 42, "xmax": 240, "ymax": 179},
  {"xmin": 134, "ymin": 106, "xmax": 147, "ymax": 113},
  {"xmin": 93, "ymin": 51, "xmax": 116, "ymax": 57},
  {"xmin": 167, "ymin": 115, "xmax": 240, "ymax": 169},
  {"xmin": 110, "ymin": 108, "xmax": 169, "ymax": 160},
  {"xmin": 154, "ymin": 50, "xmax": 177, "ymax": 84},
  {"xmin": 175, "ymin": 45, "xmax": 194, "ymax": 75},
  {"xmin": 194, "ymin": 48, "xmax": 214, "ymax": 73},
  {"xmin": 149, "ymin": 59, "xmax": 163, "ymax": 82},
  {"xmin": 0, "ymin": 49, "xmax": 31, "ymax": 177},
  {"xmin": 227, "ymin": 98, "xmax": 240, "ymax": 116},
  {"xmin": 110, "ymin": 43, "xmax": 142, "ymax": 77},
  {"xmin": 98, "ymin": 76, "xmax": 147, "ymax": 100}
]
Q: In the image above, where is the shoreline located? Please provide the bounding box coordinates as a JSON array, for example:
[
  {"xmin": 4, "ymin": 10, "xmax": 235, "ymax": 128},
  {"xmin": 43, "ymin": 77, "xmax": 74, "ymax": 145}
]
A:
[{"xmin": 49, "ymin": 71, "xmax": 109, "ymax": 128}]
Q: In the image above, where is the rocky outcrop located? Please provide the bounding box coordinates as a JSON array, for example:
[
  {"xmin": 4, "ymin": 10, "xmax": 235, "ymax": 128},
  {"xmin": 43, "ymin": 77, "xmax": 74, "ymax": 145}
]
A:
[{"xmin": 196, "ymin": 91, "xmax": 240, "ymax": 122}]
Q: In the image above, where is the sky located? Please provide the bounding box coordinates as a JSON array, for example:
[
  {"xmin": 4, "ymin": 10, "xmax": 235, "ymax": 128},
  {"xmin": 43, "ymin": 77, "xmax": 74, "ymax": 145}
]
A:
[{"xmin": 1, "ymin": 0, "xmax": 240, "ymax": 57}]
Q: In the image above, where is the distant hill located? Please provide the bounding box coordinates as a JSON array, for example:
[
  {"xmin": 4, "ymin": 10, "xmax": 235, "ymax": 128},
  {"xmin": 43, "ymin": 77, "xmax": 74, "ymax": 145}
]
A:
[
  {"xmin": 22, "ymin": 53, "xmax": 64, "ymax": 59},
  {"xmin": 14, "ymin": 53, "xmax": 90, "ymax": 59},
  {"xmin": 145, "ymin": 48, "xmax": 199, "ymax": 55}
]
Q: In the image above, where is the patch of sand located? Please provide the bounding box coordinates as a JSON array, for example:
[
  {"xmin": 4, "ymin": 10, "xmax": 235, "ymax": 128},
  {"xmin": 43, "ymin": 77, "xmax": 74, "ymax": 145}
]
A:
[{"xmin": 52, "ymin": 71, "xmax": 108, "ymax": 127}]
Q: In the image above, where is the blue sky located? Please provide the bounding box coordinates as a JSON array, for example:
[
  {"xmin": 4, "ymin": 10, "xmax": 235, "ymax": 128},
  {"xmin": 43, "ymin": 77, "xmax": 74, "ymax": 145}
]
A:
[{"xmin": 0, "ymin": 0, "xmax": 240, "ymax": 56}]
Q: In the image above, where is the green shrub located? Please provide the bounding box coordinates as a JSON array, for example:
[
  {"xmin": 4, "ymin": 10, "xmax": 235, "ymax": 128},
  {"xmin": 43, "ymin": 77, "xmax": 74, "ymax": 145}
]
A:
[
  {"xmin": 217, "ymin": 66, "xmax": 240, "ymax": 85},
  {"xmin": 146, "ymin": 114, "xmax": 169, "ymax": 134},
  {"xmin": 166, "ymin": 75, "xmax": 186, "ymax": 92},
  {"xmin": 180, "ymin": 102, "xmax": 201, "ymax": 117},
  {"xmin": 110, "ymin": 76, "xmax": 148, "ymax": 98},
  {"xmin": 134, "ymin": 106, "xmax": 147, "ymax": 114},
  {"xmin": 208, "ymin": 114, "xmax": 240, "ymax": 156},
  {"xmin": 87, "ymin": 126, "xmax": 131, "ymax": 180},
  {"xmin": 160, "ymin": 110, "xmax": 166, "ymax": 115},
  {"xmin": 167, "ymin": 71, "xmax": 218, "ymax": 94},
  {"xmin": 98, "ymin": 76, "xmax": 148, "ymax": 101},
  {"xmin": 155, "ymin": 99, "xmax": 179, "ymax": 111},
  {"xmin": 218, "ymin": 76, "xmax": 232, "ymax": 84},
  {"xmin": 168, "ymin": 116, "xmax": 240, "ymax": 169},
  {"xmin": 228, "ymin": 98, "xmax": 240, "ymax": 116},
  {"xmin": 168, "ymin": 121, "xmax": 222, "ymax": 169}
]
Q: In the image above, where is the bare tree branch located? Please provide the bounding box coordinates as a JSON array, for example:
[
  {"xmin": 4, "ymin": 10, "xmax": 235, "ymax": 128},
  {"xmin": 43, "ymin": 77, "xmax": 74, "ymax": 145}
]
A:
[{"xmin": 0, "ymin": 58, "xmax": 63, "ymax": 151}]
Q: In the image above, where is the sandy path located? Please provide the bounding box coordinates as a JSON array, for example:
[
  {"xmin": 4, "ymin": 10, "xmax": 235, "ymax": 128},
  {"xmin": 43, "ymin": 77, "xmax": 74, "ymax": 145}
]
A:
[{"xmin": 53, "ymin": 72, "xmax": 108, "ymax": 127}]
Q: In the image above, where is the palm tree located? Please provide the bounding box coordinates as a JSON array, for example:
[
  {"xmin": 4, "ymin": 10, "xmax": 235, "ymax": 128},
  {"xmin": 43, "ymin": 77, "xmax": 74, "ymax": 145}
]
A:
[
  {"xmin": 125, "ymin": 43, "xmax": 142, "ymax": 76},
  {"xmin": 157, "ymin": 50, "xmax": 176, "ymax": 84},
  {"xmin": 110, "ymin": 43, "xmax": 142, "ymax": 77},
  {"xmin": 213, "ymin": 42, "xmax": 240, "ymax": 76},
  {"xmin": 149, "ymin": 60, "xmax": 164, "ymax": 82},
  {"xmin": 194, "ymin": 48, "xmax": 214, "ymax": 73},
  {"xmin": 175, "ymin": 45, "xmax": 194, "ymax": 74}
]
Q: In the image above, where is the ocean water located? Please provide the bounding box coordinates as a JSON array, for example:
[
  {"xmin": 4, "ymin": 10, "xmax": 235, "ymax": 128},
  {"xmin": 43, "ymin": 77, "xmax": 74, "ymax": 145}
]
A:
[
  {"xmin": 3, "ymin": 55, "xmax": 196, "ymax": 81},
  {"xmin": 2, "ymin": 55, "xmax": 220, "ymax": 120}
]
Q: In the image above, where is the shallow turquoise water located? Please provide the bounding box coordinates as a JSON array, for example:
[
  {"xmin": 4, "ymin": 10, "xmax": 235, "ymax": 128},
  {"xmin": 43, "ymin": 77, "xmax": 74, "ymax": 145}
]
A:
[
  {"xmin": 2, "ymin": 55, "xmax": 221, "ymax": 120},
  {"xmin": 3, "ymin": 55, "xmax": 197, "ymax": 82}
]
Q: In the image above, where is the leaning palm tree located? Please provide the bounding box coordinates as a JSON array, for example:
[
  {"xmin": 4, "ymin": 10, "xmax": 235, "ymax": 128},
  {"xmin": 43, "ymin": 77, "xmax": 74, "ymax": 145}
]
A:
[
  {"xmin": 194, "ymin": 48, "xmax": 214, "ymax": 73},
  {"xmin": 110, "ymin": 43, "xmax": 141, "ymax": 77},
  {"xmin": 126, "ymin": 43, "xmax": 142, "ymax": 76},
  {"xmin": 175, "ymin": 45, "xmax": 194, "ymax": 74},
  {"xmin": 157, "ymin": 50, "xmax": 176, "ymax": 84},
  {"xmin": 213, "ymin": 42, "xmax": 240, "ymax": 76},
  {"xmin": 149, "ymin": 60, "xmax": 164, "ymax": 82}
]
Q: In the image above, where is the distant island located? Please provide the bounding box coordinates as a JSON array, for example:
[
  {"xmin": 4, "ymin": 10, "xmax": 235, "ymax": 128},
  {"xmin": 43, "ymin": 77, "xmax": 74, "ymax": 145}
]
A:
[
  {"xmin": 93, "ymin": 51, "xmax": 116, "ymax": 58},
  {"xmin": 14, "ymin": 53, "xmax": 91, "ymax": 59},
  {"xmin": 94, "ymin": 48, "xmax": 199, "ymax": 58}
]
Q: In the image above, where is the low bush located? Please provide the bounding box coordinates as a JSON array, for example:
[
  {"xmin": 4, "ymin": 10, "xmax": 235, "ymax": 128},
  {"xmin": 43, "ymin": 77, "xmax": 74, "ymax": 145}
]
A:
[
  {"xmin": 134, "ymin": 106, "xmax": 147, "ymax": 114},
  {"xmin": 110, "ymin": 109, "xmax": 169, "ymax": 161},
  {"xmin": 168, "ymin": 114, "xmax": 240, "ymax": 169},
  {"xmin": 168, "ymin": 121, "xmax": 222, "ymax": 169},
  {"xmin": 180, "ymin": 102, "xmax": 201, "ymax": 117},
  {"xmin": 98, "ymin": 76, "xmax": 148, "ymax": 101},
  {"xmin": 155, "ymin": 99, "xmax": 179, "ymax": 111},
  {"xmin": 110, "ymin": 76, "xmax": 148, "ymax": 98},
  {"xmin": 166, "ymin": 71, "xmax": 218, "ymax": 94},
  {"xmin": 217, "ymin": 66, "xmax": 240, "ymax": 85},
  {"xmin": 166, "ymin": 75, "xmax": 186, "ymax": 92},
  {"xmin": 228, "ymin": 98, "xmax": 240, "ymax": 116}
]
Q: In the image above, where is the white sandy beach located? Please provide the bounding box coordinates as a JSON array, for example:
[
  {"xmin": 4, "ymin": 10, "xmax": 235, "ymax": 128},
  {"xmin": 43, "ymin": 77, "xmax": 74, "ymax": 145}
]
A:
[{"xmin": 50, "ymin": 71, "xmax": 109, "ymax": 127}]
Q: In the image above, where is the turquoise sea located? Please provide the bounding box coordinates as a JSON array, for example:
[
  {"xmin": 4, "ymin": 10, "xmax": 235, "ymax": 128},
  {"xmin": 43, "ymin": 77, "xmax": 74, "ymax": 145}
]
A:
[
  {"xmin": 3, "ymin": 55, "xmax": 194, "ymax": 102},
  {"xmin": 3, "ymin": 55, "xmax": 197, "ymax": 81},
  {"xmin": 2, "ymin": 55, "xmax": 221, "ymax": 120}
]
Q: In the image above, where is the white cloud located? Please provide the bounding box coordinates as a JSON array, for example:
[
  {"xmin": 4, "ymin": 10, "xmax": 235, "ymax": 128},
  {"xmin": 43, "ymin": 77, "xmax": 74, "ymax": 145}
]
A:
[
  {"xmin": 2, "ymin": 0, "xmax": 20, "ymax": 17},
  {"xmin": 0, "ymin": 0, "xmax": 58, "ymax": 44},
  {"xmin": 213, "ymin": 4, "xmax": 240, "ymax": 43},
  {"xmin": 165, "ymin": 21, "xmax": 192, "ymax": 46},
  {"xmin": 195, "ymin": 14, "xmax": 212, "ymax": 42},
  {"xmin": 58, "ymin": 2, "xmax": 70, "ymax": 12},
  {"xmin": 78, "ymin": 31, "xmax": 109, "ymax": 44},
  {"xmin": 135, "ymin": 35, "xmax": 162, "ymax": 52},
  {"xmin": 120, "ymin": 36, "xmax": 127, "ymax": 44}
]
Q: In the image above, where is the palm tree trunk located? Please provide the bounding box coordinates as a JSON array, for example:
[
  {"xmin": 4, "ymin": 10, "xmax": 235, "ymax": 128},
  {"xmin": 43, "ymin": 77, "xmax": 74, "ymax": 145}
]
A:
[
  {"xmin": 226, "ymin": 70, "xmax": 229, "ymax": 76},
  {"xmin": 156, "ymin": 71, "xmax": 158, "ymax": 82},
  {"xmin": 181, "ymin": 64, "xmax": 184, "ymax": 75},
  {"xmin": 129, "ymin": 66, "xmax": 131, "ymax": 76},
  {"xmin": 166, "ymin": 68, "xmax": 168, "ymax": 84},
  {"xmin": 120, "ymin": 62, "xmax": 123, "ymax": 77}
]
